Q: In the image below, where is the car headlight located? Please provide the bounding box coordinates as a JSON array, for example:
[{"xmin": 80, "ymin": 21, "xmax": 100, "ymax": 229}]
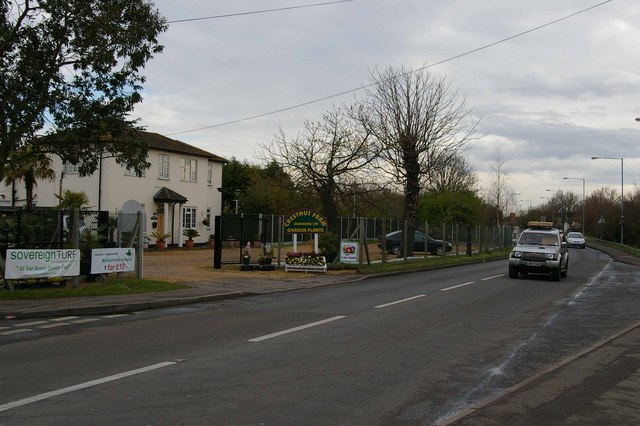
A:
[
  {"xmin": 546, "ymin": 253, "xmax": 557, "ymax": 260},
  {"xmin": 512, "ymin": 251, "xmax": 522, "ymax": 258}
]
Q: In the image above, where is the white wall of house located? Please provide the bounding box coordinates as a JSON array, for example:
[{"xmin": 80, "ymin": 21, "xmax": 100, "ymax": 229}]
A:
[{"xmin": 3, "ymin": 148, "xmax": 224, "ymax": 246}]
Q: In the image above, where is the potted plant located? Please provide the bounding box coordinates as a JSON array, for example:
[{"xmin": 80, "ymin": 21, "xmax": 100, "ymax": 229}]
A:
[
  {"xmin": 182, "ymin": 228, "xmax": 200, "ymax": 248},
  {"xmin": 208, "ymin": 233, "xmax": 215, "ymax": 249},
  {"xmin": 242, "ymin": 241, "xmax": 251, "ymax": 265},
  {"xmin": 150, "ymin": 230, "xmax": 171, "ymax": 250},
  {"xmin": 259, "ymin": 246, "xmax": 274, "ymax": 265}
]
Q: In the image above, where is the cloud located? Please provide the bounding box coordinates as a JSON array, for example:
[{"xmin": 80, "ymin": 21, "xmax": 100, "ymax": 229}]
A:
[{"xmin": 136, "ymin": 0, "xmax": 640, "ymax": 205}]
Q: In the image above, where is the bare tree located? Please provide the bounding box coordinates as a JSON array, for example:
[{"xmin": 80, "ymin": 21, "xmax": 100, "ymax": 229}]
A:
[
  {"xmin": 425, "ymin": 154, "xmax": 478, "ymax": 194},
  {"xmin": 484, "ymin": 153, "xmax": 517, "ymax": 226},
  {"xmin": 259, "ymin": 107, "xmax": 376, "ymax": 228},
  {"xmin": 353, "ymin": 66, "xmax": 478, "ymax": 254}
]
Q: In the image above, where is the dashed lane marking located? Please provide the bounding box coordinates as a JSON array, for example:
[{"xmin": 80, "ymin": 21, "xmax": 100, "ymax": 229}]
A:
[
  {"xmin": 0, "ymin": 361, "xmax": 178, "ymax": 413},
  {"xmin": 249, "ymin": 316, "xmax": 347, "ymax": 342},
  {"xmin": 481, "ymin": 274, "xmax": 504, "ymax": 281},
  {"xmin": 375, "ymin": 294, "xmax": 427, "ymax": 308},
  {"xmin": 441, "ymin": 282, "xmax": 475, "ymax": 292}
]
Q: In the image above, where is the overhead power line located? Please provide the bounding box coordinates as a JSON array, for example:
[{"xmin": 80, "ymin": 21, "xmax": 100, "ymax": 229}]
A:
[
  {"xmin": 166, "ymin": 0, "xmax": 612, "ymax": 136},
  {"xmin": 167, "ymin": 0, "xmax": 355, "ymax": 24}
]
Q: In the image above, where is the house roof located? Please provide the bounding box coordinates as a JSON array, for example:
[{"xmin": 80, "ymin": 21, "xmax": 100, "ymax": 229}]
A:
[
  {"xmin": 153, "ymin": 187, "xmax": 188, "ymax": 203},
  {"xmin": 140, "ymin": 131, "xmax": 228, "ymax": 163}
]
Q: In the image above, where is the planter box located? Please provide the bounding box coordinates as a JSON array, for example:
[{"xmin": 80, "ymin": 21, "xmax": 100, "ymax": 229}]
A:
[{"xmin": 285, "ymin": 256, "xmax": 327, "ymax": 273}]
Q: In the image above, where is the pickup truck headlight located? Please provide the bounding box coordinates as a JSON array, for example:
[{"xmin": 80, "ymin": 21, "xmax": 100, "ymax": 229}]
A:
[
  {"xmin": 546, "ymin": 252, "xmax": 557, "ymax": 260},
  {"xmin": 511, "ymin": 251, "xmax": 522, "ymax": 258}
]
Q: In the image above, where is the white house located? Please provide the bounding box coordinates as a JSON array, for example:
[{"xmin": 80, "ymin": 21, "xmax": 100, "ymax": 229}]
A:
[{"xmin": 0, "ymin": 131, "xmax": 228, "ymax": 247}]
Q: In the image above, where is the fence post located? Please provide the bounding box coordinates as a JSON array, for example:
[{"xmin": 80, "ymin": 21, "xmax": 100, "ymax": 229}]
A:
[
  {"xmin": 381, "ymin": 219, "xmax": 387, "ymax": 264},
  {"xmin": 71, "ymin": 208, "xmax": 80, "ymax": 289},
  {"xmin": 136, "ymin": 211, "xmax": 144, "ymax": 279},
  {"xmin": 403, "ymin": 220, "xmax": 408, "ymax": 261}
]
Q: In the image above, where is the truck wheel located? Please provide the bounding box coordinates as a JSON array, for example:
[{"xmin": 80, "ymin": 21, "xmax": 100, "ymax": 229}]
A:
[
  {"xmin": 508, "ymin": 265, "xmax": 519, "ymax": 279},
  {"xmin": 551, "ymin": 268, "xmax": 561, "ymax": 281}
]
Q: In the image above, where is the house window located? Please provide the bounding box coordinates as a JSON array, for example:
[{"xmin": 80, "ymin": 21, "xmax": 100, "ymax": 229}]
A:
[
  {"xmin": 63, "ymin": 163, "xmax": 80, "ymax": 175},
  {"xmin": 159, "ymin": 154, "xmax": 170, "ymax": 180},
  {"xmin": 182, "ymin": 207, "xmax": 197, "ymax": 229},
  {"xmin": 207, "ymin": 163, "xmax": 213, "ymax": 185},
  {"xmin": 181, "ymin": 158, "xmax": 197, "ymax": 182}
]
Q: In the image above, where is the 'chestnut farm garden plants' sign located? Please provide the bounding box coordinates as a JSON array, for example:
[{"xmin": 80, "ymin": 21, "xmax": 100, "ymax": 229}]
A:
[{"xmin": 284, "ymin": 209, "xmax": 327, "ymax": 234}]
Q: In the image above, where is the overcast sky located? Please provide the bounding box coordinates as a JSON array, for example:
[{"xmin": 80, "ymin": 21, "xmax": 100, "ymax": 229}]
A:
[{"xmin": 135, "ymin": 0, "xmax": 640, "ymax": 209}]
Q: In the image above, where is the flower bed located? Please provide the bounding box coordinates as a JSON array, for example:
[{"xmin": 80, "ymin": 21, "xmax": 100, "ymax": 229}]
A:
[{"xmin": 285, "ymin": 251, "xmax": 327, "ymax": 273}]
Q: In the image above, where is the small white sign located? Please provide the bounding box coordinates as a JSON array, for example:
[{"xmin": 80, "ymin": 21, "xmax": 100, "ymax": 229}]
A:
[
  {"xmin": 91, "ymin": 248, "xmax": 136, "ymax": 274},
  {"xmin": 340, "ymin": 241, "xmax": 359, "ymax": 263},
  {"xmin": 5, "ymin": 249, "xmax": 80, "ymax": 279}
]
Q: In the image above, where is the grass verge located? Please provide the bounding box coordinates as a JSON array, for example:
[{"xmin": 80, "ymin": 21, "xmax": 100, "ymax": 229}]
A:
[
  {"xmin": 331, "ymin": 249, "xmax": 510, "ymax": 274},
  {"xmin": 0, "ymin": 278, "xmax": 189, "ymax": 300}
]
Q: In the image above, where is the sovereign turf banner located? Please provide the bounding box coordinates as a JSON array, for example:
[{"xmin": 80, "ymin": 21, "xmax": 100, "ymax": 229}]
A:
[{"xmin": 5, "ymin": 249, "xmax": 81, "ymax": 279}]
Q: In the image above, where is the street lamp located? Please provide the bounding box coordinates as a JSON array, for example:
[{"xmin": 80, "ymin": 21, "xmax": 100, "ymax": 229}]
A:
[
  {"xmin": 233, "ymin": 189, "xmax": 241, "ymax": 214},
  {"xmin": 591, "ymin": 156, "xmax": 624, "ymax": 245},
  {"xmin": 563, "ymin": 177, "xmax": 585, "ymax": 234}
]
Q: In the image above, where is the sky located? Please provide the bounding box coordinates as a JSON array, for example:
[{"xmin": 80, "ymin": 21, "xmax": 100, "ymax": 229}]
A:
[{"xmin": 135, "ymin": 0, "xmax": 640, "ymax": 210}]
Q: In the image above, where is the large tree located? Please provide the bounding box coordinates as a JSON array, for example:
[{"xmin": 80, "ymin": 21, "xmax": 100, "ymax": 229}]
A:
[
  {"xmin": 354, "ymin": 66, "xmax": 478, "ymax": 254},
  {"xmin": 260, "ymin": 107, "xmax": 376, "ymax": 228},
  {"xmin": 0, "ymin": 0, "xmax": 167, "ymax": 180}
]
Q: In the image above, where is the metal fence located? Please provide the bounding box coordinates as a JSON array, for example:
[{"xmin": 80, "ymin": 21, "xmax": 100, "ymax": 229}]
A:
[{"xmin": 214, "ymin": 213, "xmax": 513, "ymax": 266}]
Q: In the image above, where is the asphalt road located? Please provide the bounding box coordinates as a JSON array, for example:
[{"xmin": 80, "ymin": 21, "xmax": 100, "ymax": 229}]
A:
[{"xmin": 2, "ymin": 247, "xmax": 639, "ymax": 425}]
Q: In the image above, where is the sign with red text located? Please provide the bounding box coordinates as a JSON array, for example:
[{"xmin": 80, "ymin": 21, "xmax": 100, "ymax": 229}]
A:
[
  {"xmin": 5, "ymin": 249, "xmax": 80, "ymax": 279},
  {"xmin": 91, "ymin": 248, "xmax": 135, "ymax": 274},
  {"xmin": 340, "ymin": 241, "xmax": 358, "ymax": 263}
]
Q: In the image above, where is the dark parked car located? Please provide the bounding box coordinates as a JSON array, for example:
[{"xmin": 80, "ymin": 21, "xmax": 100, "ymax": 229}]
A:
[{"xmin": 377, "ymin": 230, "xmax": 453, "ymax": 256}]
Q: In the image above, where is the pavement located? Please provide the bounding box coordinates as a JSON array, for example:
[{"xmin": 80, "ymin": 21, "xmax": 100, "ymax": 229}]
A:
[{"xmin": 2, "ymin": 242, "xmax": 640, "ymax": 423}]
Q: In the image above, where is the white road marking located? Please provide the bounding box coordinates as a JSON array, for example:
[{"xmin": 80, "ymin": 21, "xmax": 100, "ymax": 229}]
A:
[
  {"xmin": 0, "ymin": 328, "xmax": 32, "ymax": 335},
  {"xmin": 249, "ymin": 316, "xmax": 346, "ymax": 342},
  {"xmin": 102, "ymin": 314, "xmax": 129, "ymax": 318},
  {"xmin": 375, "ymin": 294, "xmax": 427, "ymax": 308},
  {"xmin": 38, "ymin": 323, "xmax": 68, "ymax": 329},
  {"xmin": 440, "ymin": 282, "xmax": 475, "ymax": 292},
  {"xmin": 70, "ymin": 318, "xmax": 101, "ymax": 324},
  {"xmin": 481, "ymin": 274, "xmax": 504, "ymax": 281},
  {"xmin": 51, "ymin": 316, "xmax": 79, "ymax": 322},
  {"xmin": 0, "ymin": 361, "xmax": 177, "ymax": 413},
  {"xmin": 15, "ymin": 321, "xmax": 48, "ymax": 327},
  {"xmin": 0, "ymin": 327, "xmax": 9, "ymax": 331}
]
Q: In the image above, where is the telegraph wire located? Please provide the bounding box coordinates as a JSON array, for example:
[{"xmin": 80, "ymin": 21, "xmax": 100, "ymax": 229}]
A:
[
  {"xmin": 167, "ymin": 0, "xmax": 355, "ymax": 24},
  {"xmin": 166, "ymin": 0, "xmax": 612, "ymax": 136}
]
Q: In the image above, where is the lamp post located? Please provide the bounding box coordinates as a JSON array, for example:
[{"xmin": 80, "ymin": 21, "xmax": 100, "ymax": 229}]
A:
[
  {"xmin": 563, "ymin": 177, "xmax": 585, "ymax": 233},
  {"xmin": 234, "ymin": 189, "xmax": 240, "ymax": 214},
  {"xmin": 591, "ymin": 156, "xmax": 624, "ymax": 245}
]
